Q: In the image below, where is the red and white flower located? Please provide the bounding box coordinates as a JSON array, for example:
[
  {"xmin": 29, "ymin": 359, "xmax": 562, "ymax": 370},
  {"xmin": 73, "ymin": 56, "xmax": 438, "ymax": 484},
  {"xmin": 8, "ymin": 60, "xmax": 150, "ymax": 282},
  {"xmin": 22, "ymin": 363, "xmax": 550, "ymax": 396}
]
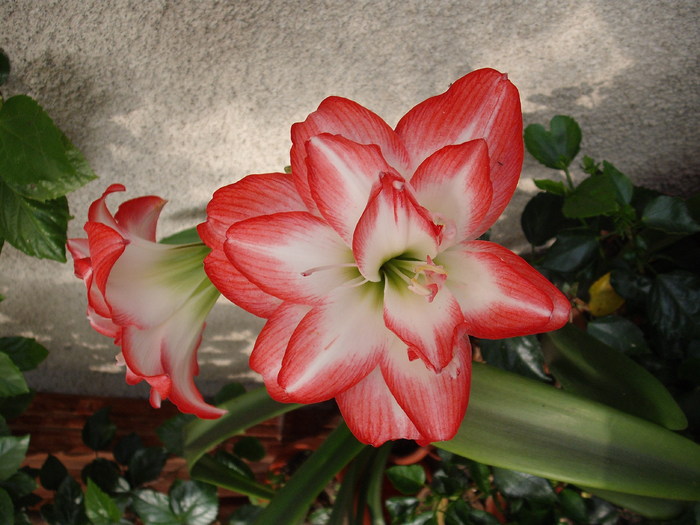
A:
[
  {"xmin": 68, "ymin": 184, "xmax": 224, "ymax": 419},
  {"xmin": 199, "ymin": 69, "xmax": 570, "ymax": 444}
]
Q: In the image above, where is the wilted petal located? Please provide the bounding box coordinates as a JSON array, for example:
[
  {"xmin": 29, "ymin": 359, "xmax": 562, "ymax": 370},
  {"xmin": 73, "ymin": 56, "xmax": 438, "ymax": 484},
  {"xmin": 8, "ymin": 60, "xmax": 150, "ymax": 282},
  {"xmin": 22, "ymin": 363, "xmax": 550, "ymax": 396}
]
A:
[
  {"xmin": 440, "ymin": 241, "xmax": 571, "ymax": 338},
  {"xmin": 307, "ymin": 134, "xmax": 400, "ymax": 244},
  {"xmin": 410, "ymin": 140, "xmax": 493, "ymax": 244},
  {"xmin": 226, "ymin": 211, "xmax": 355, "ymax": 305},
  {"xmin": 249, "ymin": 302, "xmax": 311, "ymax": 403},
  {"xmin": 396, "ymin": 68, "xmax": 523, "ymax": 234},
  {"xmin": 278, "ymin": 285, "xmax": 386, "ymax": 402},
  {"xmin": 336, "ymin": 367, "xmax": 424, "ymax": 446},
  {"xmin": 381, "ymin": 327, "xmax": 471, "ymax": 444},
  {"xmin": 291, "ymin": 96, "xmax": 410, "ymax": 209},
  {"xmin": 353, "ymin": 172, "xmax": 440, "ymax": 282}
]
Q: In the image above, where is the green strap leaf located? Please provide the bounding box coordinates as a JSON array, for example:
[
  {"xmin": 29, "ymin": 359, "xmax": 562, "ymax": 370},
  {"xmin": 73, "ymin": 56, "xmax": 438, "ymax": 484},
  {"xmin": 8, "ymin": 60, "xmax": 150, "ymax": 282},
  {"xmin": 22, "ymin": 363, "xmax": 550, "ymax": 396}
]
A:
[
  {"xmin": 183, "ymin": 387, "xmax": 301, "ymax": 468},
  {"xmin": 253, "ymin": 423, "xmax": 366, "ymax": 525},
  {"xmin": 0, "ymin": 95, "xmax": 97, "ymax": 201},
  {"xmin": 436, "ymin": 363, "xmax": 700, "ymax": 500},
  {"xmin": 542, "ymin": 324, "xmax": 687, "ymax": 429},
  {"xmin": 580, "ymin": 486, "xmax": 687, "ymax": 520},
  {"xmin": 189, "ymin": 455, "xmax": 274, "ymax": 500}
]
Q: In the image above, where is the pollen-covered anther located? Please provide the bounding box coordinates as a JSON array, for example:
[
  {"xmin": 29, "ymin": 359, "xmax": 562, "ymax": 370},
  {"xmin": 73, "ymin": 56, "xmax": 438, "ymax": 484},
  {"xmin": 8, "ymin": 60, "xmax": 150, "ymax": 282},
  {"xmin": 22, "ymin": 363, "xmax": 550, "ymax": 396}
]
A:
[{"xmin": 407, "ymin": 257, "xmax": 447, "ymax": 303}]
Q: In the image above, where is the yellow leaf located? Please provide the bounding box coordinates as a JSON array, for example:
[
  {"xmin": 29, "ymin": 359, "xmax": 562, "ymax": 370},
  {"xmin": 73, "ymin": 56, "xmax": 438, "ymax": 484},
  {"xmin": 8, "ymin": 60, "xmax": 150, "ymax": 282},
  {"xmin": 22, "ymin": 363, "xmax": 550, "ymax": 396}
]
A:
[{"xmin": 588, "ymin": 272, "xmax": 625, "ymax": 316}]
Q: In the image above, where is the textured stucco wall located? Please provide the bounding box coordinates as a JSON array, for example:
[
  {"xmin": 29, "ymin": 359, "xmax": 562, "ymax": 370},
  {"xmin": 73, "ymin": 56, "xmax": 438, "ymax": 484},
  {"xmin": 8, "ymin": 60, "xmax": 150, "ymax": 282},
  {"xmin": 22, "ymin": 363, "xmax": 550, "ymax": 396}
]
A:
[{"xmin": 1, "ymin": 0, "xmax": 698, "ymax": 400}]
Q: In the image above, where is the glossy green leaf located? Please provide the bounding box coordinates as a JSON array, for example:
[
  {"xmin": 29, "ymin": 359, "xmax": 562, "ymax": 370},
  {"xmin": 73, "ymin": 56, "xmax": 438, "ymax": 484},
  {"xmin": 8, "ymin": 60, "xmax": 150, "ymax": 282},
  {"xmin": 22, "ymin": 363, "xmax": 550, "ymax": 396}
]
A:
[
  {"xmin": 563, "ymin": 173, "xmax": 620, "ymax": 218},
  {"xmin": 0, "ymin": 435, "xmax": 28, "ymax": 481},
  {"xmin": 213, "ymin": 450, "xmax": 255, "ymax": 480},
  {"xmin": 0, "ymin": 336, "xmax": 49, "ymax": 371},
  {"xmin": 603, "ymin": 161, "xmax": 634, "ymax": 205},
  {"xmin": 183, "ymin": 387, "xmax": 301, "ymax": 468},
  {"xmin": 82, "ymin": 407, "xmax": 116, "ymax": 451},
  {"xmin": 47, "ymin": 476, "xmax": 86, "ymax": 525},
  {"xmin": 524, "ymin": 115, "xmax": 581, "ymax": 169},
  {"xmin": 0, "ymin": 351, "xmax": 28, "ymax": 397},
  {"xmin": 132, "ymin": 489, "xmax": 175, "ymax": 524},
  {"xmin": 445, "ymin": 500, "xmax": 499, "ymax": 525},
  {"xmin": 642, "ymin": 195, "xmax": 700, "ymax": 234},
  {"xmin": 190, "ymin": 454, "xmax": 274, "ymax": 500},
  {"xmin": 159, "ymin": 226, "xmax": 202, "ymax": 245},
  {"xmin": 492, "ymin": 467, "xmax": 556, "ymax": 503},
  {"xmin": 542, "ymin": 324, "xmax": 686, "ymax": 429},
  {"xmin": 157, "ymin": 413, "xmax": 195, "ymax": 456},
  {"xmin": 0, "ymin": 95, "xmax": 97, "ymax": 201},
  {"xmin": 533, "ymin": 179, "xmax": 566, "ymax": 195},
  {"xmin": 478, "ymin": 335, "xmax": 550, "ymax": 382},
  {"xmin": 541, "ymin": 232, "xmax": 598, "ymax": 273},
  {"xmin": 81, "ymin": 458, "xmax": 121, "ymax": 494},
  {"xmin": 647, "ymin": 271, "xmax": 700, "ymax": 339},
  {"xmin": 0, "ymin": 49, "xmax": 9, "ymax": 86},
  {"xmin": 252, "ymin": 423, "xmax": 365, "ymax": 525},
  {"xmin": 0, "ymin": 179, "xmax": 69, "ymax": 261},
  {"xmin": 436, "ymin": 363, "xmax": 700, "ymax": 500},
  {"xmin": 520, "ymin": 192, "xmax": 566, "ymax": 246},
  {"xmin": 228, "ymin": 505, "xmax": 263, "ymax": 525},
  {"xmin": 586, "ymin": 315, "xmax": 649, "ymax": 355},
  {"xmin": 558, "ymin": 488, "xmax": 587, "ymax": 523},
  {"xmin": 85, "ymin": 479, "xmax": 123, "ymax": 525},
  {"xmin": 386, "ymin": 465, "xmax": 426, "ymax": 495},
  {"xmin": 610, "ymin": 268, "xmax": 652, "ymax": 306},
  {"xmin": 127, "ymin": 447, "xmax": 167, "ymax": 487}
]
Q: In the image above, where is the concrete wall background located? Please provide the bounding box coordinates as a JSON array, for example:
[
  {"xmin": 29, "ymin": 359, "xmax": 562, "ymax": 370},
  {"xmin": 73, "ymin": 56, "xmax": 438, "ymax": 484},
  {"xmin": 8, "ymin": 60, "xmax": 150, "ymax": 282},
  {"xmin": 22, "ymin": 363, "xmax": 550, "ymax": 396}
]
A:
[{"xmin": 1, "ymin": 1, "xmax": 698, "ymax": 400}]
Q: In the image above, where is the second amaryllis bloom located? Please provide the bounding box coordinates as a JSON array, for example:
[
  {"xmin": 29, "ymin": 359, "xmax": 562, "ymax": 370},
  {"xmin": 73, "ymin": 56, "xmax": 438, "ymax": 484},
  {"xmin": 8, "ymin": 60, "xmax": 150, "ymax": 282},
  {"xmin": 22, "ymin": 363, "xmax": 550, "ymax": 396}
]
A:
[
  {"xmin": 68, "ymin": 184, "xmax": 224, "ymax": 419},
  {"xmin": 200, "ymin": 68, "xmax": 570, "ymax": 445}
]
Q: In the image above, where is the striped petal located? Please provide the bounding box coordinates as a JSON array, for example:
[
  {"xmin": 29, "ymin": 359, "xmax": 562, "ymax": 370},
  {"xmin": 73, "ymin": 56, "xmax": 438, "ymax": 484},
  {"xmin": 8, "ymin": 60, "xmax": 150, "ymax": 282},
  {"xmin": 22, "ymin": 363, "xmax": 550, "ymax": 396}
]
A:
[{"xmin": 439, "ymin": 241, "xmax": 571, "ymax": 339}]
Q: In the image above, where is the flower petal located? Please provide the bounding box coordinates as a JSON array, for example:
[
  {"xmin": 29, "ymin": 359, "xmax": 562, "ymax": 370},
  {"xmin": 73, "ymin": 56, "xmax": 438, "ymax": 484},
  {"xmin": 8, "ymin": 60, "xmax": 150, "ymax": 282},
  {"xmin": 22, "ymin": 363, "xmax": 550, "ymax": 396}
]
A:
[
  {"xmin": 335, "ymin": 367, "xmax": 424, "ymax": 446},
  {"xmin": 291, "ymin": 96, "xmax": 410, "ymax": 210},
  {"xmin": 396, "ymin": 68, "xmax": 523, "ymax": 234},
  {"xmin": 225, "ymin": 211, "xmax": 354, "ymax": 305},
  {"xmin": 410, "ymin": 140, "xmax": 493, "ymax": 245},
  {"xmin": 353, "ymin": 172, "xmax": 440, "ymax": 282},
  {"xmin": 278, "ymin": 285, "xmax": 386, "ymax": 403},
  {"xmin": 307, "ymin": 134, "xmax": 400, "ymax": 244},
  {"xmin": 85, "ymin": 222, "xmax": 128, "ymax": 299},
  {"xmin": 198, "ymin": 174, "xmax": 305, "ymax": 317},
  {"xmin": 114, "ymin": 195, "xmax": 167, "ymax": 241},
  {"xmin": 440, "ymin": 241, "xmax": 571, "ymax": 338},
  {"xmin": 87, "ymin": 184, "xmax": 124, "ymax": 229},
  {"xmin": 383, "ymin": 276, "xmax": 464, "ymax": 371},
  {"xmin": 249, "ymin": 302, "xmax": 311, "ymax": 403},
  {"xmin": 381, "ymin": 326, "xmax": 471, "ymax": 444}
]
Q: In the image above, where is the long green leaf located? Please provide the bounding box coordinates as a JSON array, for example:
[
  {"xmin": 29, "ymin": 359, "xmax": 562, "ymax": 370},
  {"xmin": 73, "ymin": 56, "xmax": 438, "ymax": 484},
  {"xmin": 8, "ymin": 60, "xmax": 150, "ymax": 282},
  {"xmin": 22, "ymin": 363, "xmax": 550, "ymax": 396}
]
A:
[
  {"xmin": 253, "ymin": 423, "xmax": 366, "ymax": 525},
  {"xmin": 189, "ymin": 455, "xmax": 275, "ymax": 500},
  {"xmin": 580, "ymin": 486, "xmax": 687, "ymax": 520},
  {"xmin": 183, "ymin": 387, "xmax": 301, "ymax": 468},
  {"xmin": 542, "ymin": 324, "xmax": 687, "ymax": 429},
  {"xmin": 437, "ymin": 363, "xmax": 700, "ymax": 500}
]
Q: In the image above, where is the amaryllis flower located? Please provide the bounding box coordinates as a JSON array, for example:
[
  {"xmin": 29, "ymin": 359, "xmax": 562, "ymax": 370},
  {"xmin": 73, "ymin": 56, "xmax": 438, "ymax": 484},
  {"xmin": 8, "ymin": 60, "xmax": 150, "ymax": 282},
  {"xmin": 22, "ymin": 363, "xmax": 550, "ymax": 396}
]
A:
[
  {"xmin": 199, "ymin": 68, "xmax": 570, "ymax": 445},
  {"xmin": 68, "ymin": 184, "xmax": 224, "ymax": 419}
]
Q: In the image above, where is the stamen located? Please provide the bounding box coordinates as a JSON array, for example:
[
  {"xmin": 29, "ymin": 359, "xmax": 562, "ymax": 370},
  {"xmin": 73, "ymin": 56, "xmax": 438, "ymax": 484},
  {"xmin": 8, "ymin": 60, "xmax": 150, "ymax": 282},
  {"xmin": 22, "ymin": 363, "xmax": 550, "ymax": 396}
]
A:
[{"xmin": 341, "ymin": 275, "xmax": 370, "ymax": 288}]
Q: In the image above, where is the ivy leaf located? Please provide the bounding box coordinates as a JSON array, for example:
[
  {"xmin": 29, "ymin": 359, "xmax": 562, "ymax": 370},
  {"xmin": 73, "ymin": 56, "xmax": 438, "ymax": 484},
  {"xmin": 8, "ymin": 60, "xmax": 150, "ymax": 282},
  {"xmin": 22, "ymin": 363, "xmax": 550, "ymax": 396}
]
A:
[
  {"xmin": 563, "ymin": 173, "xmax": 620, "ymax": 218},
  {"xmin": 157, "ymin": 413, "xmax": 195, "ymax": 457},
  {"xmin": 81, "ymin": 458, "xmax": 122, "ymax": 494},
  {"xmin": 478, "ymin": 336, "xmax": 550, "ymax": 382},
  {"xmin": 0, "ymin": 352, "xmax": 28, "ymax": 397},
  {"xmin": 0, "ymin": 179, "xmax": 69, "ymax": 261},
  {"xmin": 524, "ymin": 115, "xmax": 581, "ymax": 169},
  {"xmin": 113, "ymin": 432, "xmax": 143, "ymax": 466},
  {"xmin": 82, "ymin": 407, "xmax": 116, "ymax": 451},
  {"xmin": 386, "ymin": 465, "xmax": 426, "ymax": 495},
  {"xmin": 0, "ymin": 435, "xmax": 29, "ymax": 481},
  {"xmin": 169, "ymin": 480, "xmax": 218, "ymax": 525},
  {"xmin": 647, "ymin": 271, "xmax": 700, "ymax": 339},
  {"xmin": 127, "ymin": 447, "xmax": 167, "ymax": 487},
  {"xmin": 492, "ymin": 467, "xmax": 557, "ymax": 503},
  {"xmin": 642, "ymin": 195, "xmax": 700, "ymax": 234},
  {"xmin": 40, "ymin": 454, "xmax": 69, "ymax": 491},
  {"xmin": 0, "ymin": 95, "xmax": 96, "ymax": 201},
  {"xmin": 520, "ymin": 192, "xmax": 566, "ymax": 246},
  {"xmin": 85, "ymin": 479, "xmax": 123, "ymax": 525},
  {"xmin": 0, "ymin": 336, "xmax": 49, "ymax": 371}
]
